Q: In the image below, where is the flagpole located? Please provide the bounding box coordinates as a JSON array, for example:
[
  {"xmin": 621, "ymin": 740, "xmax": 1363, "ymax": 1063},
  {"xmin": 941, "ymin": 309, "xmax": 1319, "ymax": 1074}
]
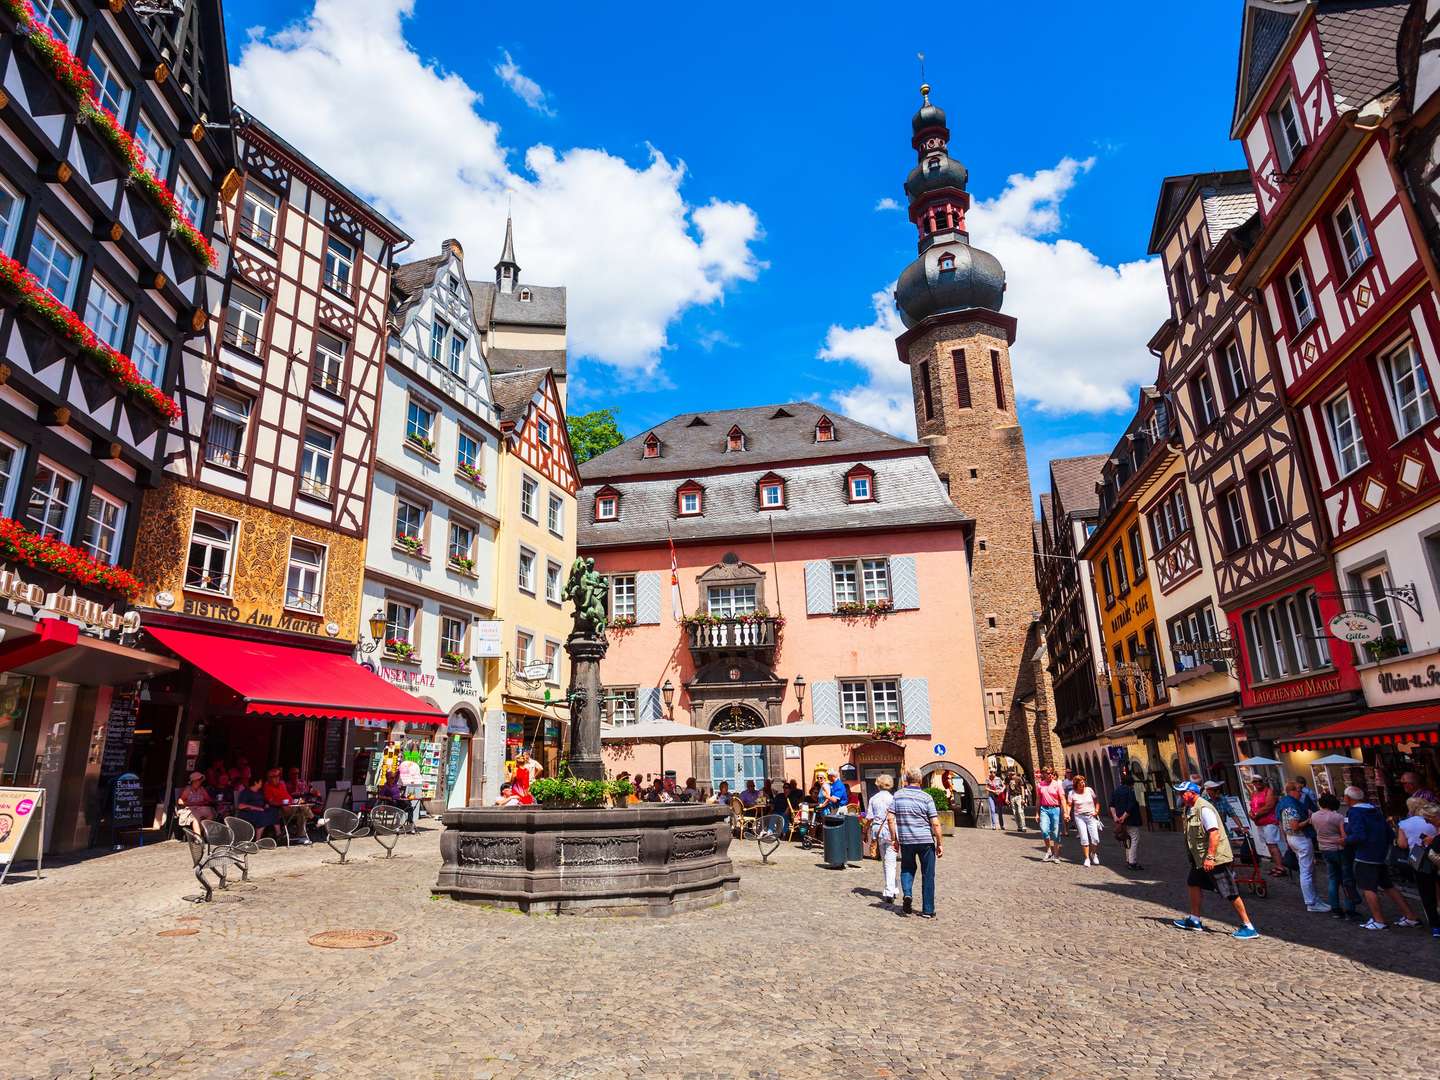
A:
[{"xmin": 769, "ymin": 514, "xmax": 782, "ymax": 617}]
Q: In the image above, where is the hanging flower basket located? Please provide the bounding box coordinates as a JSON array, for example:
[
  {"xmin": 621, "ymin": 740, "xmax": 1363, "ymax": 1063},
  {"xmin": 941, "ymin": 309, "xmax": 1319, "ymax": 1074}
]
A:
[
  {"xmin": 0, "ymin": 516, "xmax": 145, "ymax": 597},
  {"xmin": 0, "ymin": 254, "xmax": 181, "ymax": 420}
]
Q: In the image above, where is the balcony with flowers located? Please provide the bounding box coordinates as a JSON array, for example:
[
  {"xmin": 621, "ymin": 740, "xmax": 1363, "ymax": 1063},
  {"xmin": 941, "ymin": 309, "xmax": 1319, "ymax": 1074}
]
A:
[{"xmin": 682, "ymin": 608, "xmax": 784, "ymax": 658}]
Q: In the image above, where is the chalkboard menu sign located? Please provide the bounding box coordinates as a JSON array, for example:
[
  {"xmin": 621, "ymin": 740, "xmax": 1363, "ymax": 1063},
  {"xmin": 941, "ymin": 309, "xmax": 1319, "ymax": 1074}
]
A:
[
  {"xmin": 110, "ymin": 772, "xmax": 143, "ymax": 830},
  {"xmin": 1146, "ymin": 790, "xmax": 1173, "ymax": 826},
  {"xmin": 321, "ymin": 719, "xmax": 344, "ymax": 780},
  {"xmin": 99, "ymin": 688, "xmax": 140, "ymax": 780}
]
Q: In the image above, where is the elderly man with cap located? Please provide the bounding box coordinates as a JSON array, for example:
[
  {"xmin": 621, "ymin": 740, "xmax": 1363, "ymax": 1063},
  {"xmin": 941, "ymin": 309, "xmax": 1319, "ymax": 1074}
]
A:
[
  {"xmin": 823, "ymin": 770, "xmax": 849, "ymax": 816},
  {"xmin": 1171, "ymin": 780, "xmax": 1260, "ymax": 940}
]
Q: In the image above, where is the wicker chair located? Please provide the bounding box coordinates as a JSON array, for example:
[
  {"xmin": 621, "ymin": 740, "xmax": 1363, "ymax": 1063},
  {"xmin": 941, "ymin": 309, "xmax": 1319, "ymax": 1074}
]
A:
[{"xmin": 730, "ymin": 796, "xmax": 760, "ymax": 840}]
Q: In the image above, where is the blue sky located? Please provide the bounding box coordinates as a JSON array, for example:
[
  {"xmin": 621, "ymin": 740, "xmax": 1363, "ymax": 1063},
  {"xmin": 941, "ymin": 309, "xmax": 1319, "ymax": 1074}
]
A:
[{"xmin": 223, "ymin": 0, "xmax": 1247, "ymax": 500}]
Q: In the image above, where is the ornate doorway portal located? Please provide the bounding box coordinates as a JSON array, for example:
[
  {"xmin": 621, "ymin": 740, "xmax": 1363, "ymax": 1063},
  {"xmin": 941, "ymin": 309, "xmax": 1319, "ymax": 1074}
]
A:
[{"xmin": 709, "ymin": 704, "xmax": 766, "ymax": 794}]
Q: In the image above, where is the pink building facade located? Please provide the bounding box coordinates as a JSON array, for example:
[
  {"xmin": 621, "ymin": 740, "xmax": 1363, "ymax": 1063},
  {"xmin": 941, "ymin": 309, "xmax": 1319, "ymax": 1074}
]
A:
[{"xmin": 577, "ymin": 403, "xmax": 988, "ymax": 812}]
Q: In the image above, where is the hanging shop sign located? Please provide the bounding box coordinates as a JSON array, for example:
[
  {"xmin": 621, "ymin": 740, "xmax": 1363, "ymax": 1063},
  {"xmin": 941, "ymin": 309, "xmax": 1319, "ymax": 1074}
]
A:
[
  {"xmin": 0, "ymin": 569, "xmax": 140, "ymax": 634},
  {"xmin": 473, "ymin": 621, "xmax": 504, "ymax": 658},
  {"xmin": 1328, "ymin": 610, "xmax": 1382, "ymax": 645},
  {"xmin": 0, "ymin": 787, "xmax": 44, "ymax": 885}
]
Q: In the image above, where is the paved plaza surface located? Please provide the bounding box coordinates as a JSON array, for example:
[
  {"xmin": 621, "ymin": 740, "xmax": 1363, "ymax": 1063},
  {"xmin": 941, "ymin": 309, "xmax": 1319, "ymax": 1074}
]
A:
[{"xmin": 3, "ymin": 822, "xmax": 1437, "ymax": 1079}]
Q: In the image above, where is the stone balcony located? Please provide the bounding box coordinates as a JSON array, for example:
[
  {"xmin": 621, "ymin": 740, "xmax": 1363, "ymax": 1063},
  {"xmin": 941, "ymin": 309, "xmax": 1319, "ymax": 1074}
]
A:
[{"xmin": 685, "ymin": 616, "xmax": 780, "ymax": 657}]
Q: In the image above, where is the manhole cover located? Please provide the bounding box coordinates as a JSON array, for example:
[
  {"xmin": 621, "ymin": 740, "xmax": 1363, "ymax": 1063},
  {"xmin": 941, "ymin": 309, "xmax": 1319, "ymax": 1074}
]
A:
[
  {"xmin": 307, "ymin": 929, "xmax": 396, "ymax": 949},
  {"xmin": 157, "ymin": 928, "xmax": 199, "ymax": 938}
]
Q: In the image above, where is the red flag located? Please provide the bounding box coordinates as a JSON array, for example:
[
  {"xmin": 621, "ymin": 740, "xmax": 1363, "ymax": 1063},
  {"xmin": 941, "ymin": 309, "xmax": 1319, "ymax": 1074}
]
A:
[{"xmin": 669, "ymin": 532, "xmax": 683, "ymax": 620}]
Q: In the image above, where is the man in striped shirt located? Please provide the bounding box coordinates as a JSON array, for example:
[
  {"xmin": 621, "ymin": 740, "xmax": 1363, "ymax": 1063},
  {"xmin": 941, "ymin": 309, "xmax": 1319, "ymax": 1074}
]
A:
[{"xmin": 886, "ymin": 768, "xmax": 944, "ymax": 918}]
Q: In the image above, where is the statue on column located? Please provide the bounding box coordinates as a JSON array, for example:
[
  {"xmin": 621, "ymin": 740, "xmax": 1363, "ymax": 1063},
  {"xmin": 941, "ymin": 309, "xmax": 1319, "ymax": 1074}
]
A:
[
  {"xmin": 563, "ymin": 557, "xmax": 608, "ymax": 641},
  {"xmin": 562, "ymin": 557, "xmax": 609, "ymax": 779}
]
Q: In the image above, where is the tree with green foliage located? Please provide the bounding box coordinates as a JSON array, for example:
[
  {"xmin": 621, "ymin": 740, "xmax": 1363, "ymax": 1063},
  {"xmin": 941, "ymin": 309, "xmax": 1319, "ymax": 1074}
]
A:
[{"xmin": 567, "ymin": 407, "xmax": 625, "ymax": 463}]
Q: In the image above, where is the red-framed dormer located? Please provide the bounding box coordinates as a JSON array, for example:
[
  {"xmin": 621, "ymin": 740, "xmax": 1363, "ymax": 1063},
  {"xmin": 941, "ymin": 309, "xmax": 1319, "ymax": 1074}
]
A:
[
  {"xmin": 814, "ymin": 415, "xmax": 836, "ymax": 443},
  {"xmin": 594, "ymin": 484, "xmax": 622, "ymax": 522},
  {"xmin": 642, "ymin": 432, "xmax": 662, "ymax": 459},
  {"xmin": 756, "ymin": 472, "xmax": 787, "ymax": 511},
  {"xmin": 845, "ymin": 463, "xmax": 876, "ymax": 503},
  {"xmin": 676, "ymin": 479, "xmax": 705, "ymax": 517},
  {"xmin": 725, "ymin": 425, "xmax": 747, "ymax": 453}
]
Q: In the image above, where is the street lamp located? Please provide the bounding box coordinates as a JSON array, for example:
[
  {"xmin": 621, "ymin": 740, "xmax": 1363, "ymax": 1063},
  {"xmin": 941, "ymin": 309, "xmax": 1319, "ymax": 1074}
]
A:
[
  {"xmin": 359, "ymin": 608, "xmax": 386, "ymax": 654},
  {"xmin": 794, "ymin": 674, "xmax": 806, "ymax": 719},
  {"xmin": 661, "ymin": 679, "xmax": 675, "ymax": 718}
]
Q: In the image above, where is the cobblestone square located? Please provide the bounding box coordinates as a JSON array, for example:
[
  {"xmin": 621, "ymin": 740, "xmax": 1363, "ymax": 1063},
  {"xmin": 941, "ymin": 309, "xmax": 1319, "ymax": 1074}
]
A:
[{"xmin": 4, "ymin": 824, "xmax": 1436, "ymax": 1079}]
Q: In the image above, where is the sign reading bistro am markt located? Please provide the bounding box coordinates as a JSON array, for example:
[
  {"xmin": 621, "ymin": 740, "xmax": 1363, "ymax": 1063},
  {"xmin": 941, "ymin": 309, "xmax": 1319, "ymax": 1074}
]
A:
[{"xmin": 155, "ymin": 591, "xmax": 343, "ymax": 639}]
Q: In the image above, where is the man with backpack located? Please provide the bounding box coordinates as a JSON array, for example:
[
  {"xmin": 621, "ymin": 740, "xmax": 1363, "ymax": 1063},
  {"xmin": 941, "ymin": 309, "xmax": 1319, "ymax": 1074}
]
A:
[{"xmin": 1342, "ymin": 785, "xmax": 1421, "ymax": 931}]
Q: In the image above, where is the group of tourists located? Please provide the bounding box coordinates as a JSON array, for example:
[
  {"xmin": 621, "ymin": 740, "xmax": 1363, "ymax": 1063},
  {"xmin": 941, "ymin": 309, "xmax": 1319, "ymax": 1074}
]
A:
[{"xmin": 175, "ymin": 762, "xmax": 319, "ymax": 843}]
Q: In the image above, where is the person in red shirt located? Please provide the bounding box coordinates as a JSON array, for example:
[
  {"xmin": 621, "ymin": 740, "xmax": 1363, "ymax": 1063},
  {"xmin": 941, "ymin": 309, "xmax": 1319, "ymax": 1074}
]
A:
[
  {"xmin": 264, "ymin": 767, "xmax": 313, "ymax": 844},
  {"xmin": 1035, "ymin": 767, "xmax": 1068, "ymax": 863}
]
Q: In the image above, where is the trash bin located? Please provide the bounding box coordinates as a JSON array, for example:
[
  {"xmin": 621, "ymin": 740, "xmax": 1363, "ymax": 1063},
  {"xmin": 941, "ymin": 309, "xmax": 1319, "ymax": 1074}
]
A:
[
  {"xmin": 843, "ymin": 813, "xmax": 863, "ymax": 865},
  {"xmin": 821, "ymin": 814, "xmax": 846, "ymax": 868}
]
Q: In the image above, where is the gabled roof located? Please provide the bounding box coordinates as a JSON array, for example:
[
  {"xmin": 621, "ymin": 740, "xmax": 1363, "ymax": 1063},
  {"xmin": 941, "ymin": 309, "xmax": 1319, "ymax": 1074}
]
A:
[
  {"xmin": 390, "ymin": 252, "xmax": 450, "ymax": 328},
  {"xmin": 490, "ymin": 369, "xmax": 547, "ymax": 428},
  {"xmin": 469, "ymin": 280, "xmax": 567, "ymax": 330},
  {"xmin": 580, "ymin": 402, "xmax": 921, "ymax": 481},
  {"xmin": 1233, "ymin": 1, "xmax": 1302, "ymax": 132},
  {"xmin": 1147, "ymin": 171, "xmax": 1254, "ymax": 254},
  {"xmin": 486, "ymin": 347, "xmax": 568, "ymax": 378},
  {"xmin": 1049, "ymin": 454, "xmax": 1108, "ymax": 517}
]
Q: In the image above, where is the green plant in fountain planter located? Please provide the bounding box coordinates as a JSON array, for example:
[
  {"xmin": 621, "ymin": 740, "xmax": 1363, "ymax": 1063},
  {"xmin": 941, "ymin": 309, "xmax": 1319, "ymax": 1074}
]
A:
[
  {"xmin": 923, "ymin": 786, "xmax": 951, "ymax": 811},
  {"xmin": 530, "ymin": 777, "xmax": 631, "ymax": 806}
]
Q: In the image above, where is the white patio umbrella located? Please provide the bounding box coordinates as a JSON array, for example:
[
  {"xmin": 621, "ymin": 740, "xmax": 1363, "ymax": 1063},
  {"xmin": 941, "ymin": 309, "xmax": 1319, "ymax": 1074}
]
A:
[
  {"xmin": 728, "ymin": 722, "xmax": 872, "ymax": 783},
  {"xmin": 1235, "ymin": 756, "xmax": 1283, "ymax": 767},
  {"xmin": 1311, "ymin": 754, "xmax": 1363, "ymax": 766},
  {"xmin": 600, "ymin": 720, "xmax": 721, "ymax": 780}
]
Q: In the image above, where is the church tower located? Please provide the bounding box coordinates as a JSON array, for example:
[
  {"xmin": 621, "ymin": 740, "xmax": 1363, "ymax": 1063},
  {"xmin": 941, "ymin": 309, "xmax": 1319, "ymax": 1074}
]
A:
[{"xmin": 893, "ymin": 85, "xmax": 1055, "ymax": 774}]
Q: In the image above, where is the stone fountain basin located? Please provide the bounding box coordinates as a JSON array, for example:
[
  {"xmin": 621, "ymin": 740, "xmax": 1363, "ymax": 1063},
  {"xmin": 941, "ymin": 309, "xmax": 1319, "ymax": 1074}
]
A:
[{"xmin": 434, "ymin": 803, "xmax": 739, "ymax": 917}]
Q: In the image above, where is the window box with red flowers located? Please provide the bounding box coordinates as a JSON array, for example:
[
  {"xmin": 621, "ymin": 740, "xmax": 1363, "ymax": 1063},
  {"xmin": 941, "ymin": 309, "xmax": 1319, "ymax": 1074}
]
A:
[
  {"xmin": 441, "ymin": 650, "xmax": 469, "ymax": 671},
  {"xmin": 0, "ymin": 517, "xmax": 145, "ymax": 598},
  {"xmin": 384, "ymin": 639, "xmax": 416, "ymax": 662},
  {"xmin": 456, "ymin": 462, "xmax": 486, "ymax": 490},
  {"xmin": 393, "ymin": 534, "xmax": 426, "ymax": 560},
  {"xmin": 835, "ymin": 599, "xmax": 893, "ymax": 618}
]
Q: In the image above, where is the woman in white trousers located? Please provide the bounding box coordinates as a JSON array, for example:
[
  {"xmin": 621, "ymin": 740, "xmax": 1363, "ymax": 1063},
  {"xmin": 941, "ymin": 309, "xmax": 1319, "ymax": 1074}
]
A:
[{"xmin": 867, "ymin": 773, "xmax": 899, "ymax": 902}]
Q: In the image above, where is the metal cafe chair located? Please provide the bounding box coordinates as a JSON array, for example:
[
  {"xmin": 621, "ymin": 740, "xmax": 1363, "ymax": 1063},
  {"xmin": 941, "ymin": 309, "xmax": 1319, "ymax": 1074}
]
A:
[
  {"xmin": 223, "ymin": 816, "xmax": 277, "ymax": 881},
  {"xmin": 187, "ymin": 820, "xmax": 244, "ymax": 903},
  {"xmin": 320, "ymin": 808, "xmax": 370, "ymax": 865},
  {"xmin": 368, "ymin": 803, "xmax": 407, "ymax": 859}
]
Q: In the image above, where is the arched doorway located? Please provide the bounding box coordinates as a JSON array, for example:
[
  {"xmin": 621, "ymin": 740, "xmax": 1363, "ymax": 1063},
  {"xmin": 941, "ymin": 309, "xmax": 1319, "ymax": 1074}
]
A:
[
  {"xmin": 708, "ymin": 703, "xmax": 766, "ymax": 796},
  {"xmin": 919, "ymin": 760, "xmax": 981, "ymax": 827},
  {"xmin": 444, "ymin": 706, "xmax": 479, "ymax": 810}
]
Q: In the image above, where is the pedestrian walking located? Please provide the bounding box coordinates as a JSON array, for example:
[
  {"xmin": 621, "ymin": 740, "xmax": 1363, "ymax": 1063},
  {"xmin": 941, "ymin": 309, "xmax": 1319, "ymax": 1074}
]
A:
[
  {"xmin": 1108, "ymin": 775, "xmax": 1143, "ymax": 871},
  {"xmin": 1170, "ymin": 781, "xmax": 1260, "ymax": 940},
  {"xmin": 1062, "ymin": 769, "xmax": 1076, "ymax": 835},
  {"xmin": 1279, "ymin": 778, "xmax": 1330, "ymax": 912},
  {"xmin": 1035, "ymin": 767, "xmax": 1066, "ymax": 862},
  {"xmin": 1343, "ymin": 785, "xmax": 1421, "ymax": 931},
  {"xmin": 866, "ymin": 773, "xmax": 899, "ymax": 903},
  {"xmin": 1310, "ymin": 793, "xmax": 1360, "ymax": 920},
  {"xmin": 1068, "ymin": 775, "xmax": 1102, "ymax": 866},
  {"xmin": 1007, "ymin": 771, "xmax": 1027, "ymax": 832},
  {"xmin": 1248, "ymin": 776, "xmax": 1288, "ymax": 877},
  {"xmin": 985, "ymin": 772, "xmax": 1005, "ymax": 830},
  {"xmin": 1394, "ymin": 797, "xmax": 1439, "ymax": 939},
  {"xmin": 886, "ymin": 768, "xmax": 943, "ymax": 918}
]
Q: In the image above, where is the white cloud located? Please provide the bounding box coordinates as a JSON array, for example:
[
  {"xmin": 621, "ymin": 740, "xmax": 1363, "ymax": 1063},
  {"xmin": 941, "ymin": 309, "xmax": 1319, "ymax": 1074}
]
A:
[
  {"xmin": 495, "ymin": 48, "xmax": 554, "ymax": 116},
  {"xmin": 874, "ymin": 197, "xmax": 902, "ymax": 212},
  {"xmin": 820, "ymin": 156, "xmax": 1165, "ymax": 427},
  {"xmin": 230, "ymin": 0, "xmax": 761, "ymax": 376}
]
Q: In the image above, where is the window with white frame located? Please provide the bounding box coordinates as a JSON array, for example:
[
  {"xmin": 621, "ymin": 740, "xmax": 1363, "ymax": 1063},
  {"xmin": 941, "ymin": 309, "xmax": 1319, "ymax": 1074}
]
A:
[
  {"xmin": 547, "ymin": 492, "xmax": 563, "ymax": 536},
  {"xmin": 34, "ymin": 0, "xmax": 78, "ymax": 47},
  {"xmin": 707, "ymin": 583, "xmax": 757, "ymax": 617},
  {"xmin": 608, "ymin": 687, "xmax": 639, "ymax": 725},
  {"xmin": 205, "ymin": 392, "xmax": 250, "ymax": 470},
  {"xmin": 517, "ymin": 546, "xmax": 536, "ymax": 593},
  {"xmin": 457, "ymin": 430, "xmax": 480, "ymax": 476},
  {"xmin": 299, "ymin": 428, "xmax": 334, "ymax": 500},
  {"xmin": 1244, "ymin": 610, "xmax": 1273, "ymax": 682},
  {"xmin": 27, "ymin": 220, "xmax": 79, "ymax": 304},
  {"xmin": 537, "ymin": 416, "xmax": 551, "ymax": 445},
  {"xmin": 761, "ymin": 481, "xmax": 784, "ymax": 508},
  {"xmin": 0, "ymin": 439, "xmax": 21, "ymax": 517},
  {"xmin": 84, "ymin": 276, "xmax": 128, "ymax": 350},
  {"xmin": 405, "ymin": 400, "xmax": 435, "ymax": 448},
  {"xmin": 186, "ymin": 514, "xmax": 234, "ymax": 592},
  {"xmin": 520, "ymin": 475, "xmax": 538, "ymax": 521},
  {"xmin": 1333, "ymin": 194, "xmax": 1372, "ymax": 277},
  {"xmin": 132, "ymin": 320, "xmax": 166, "ymax": 384},
  {"xmin": 285, "ymin": 539, "xmax": 324, "ymax": 612},
  {"xmin": 832, "ymin": 558, "xmax": 890, "ymax": 606},
  {"xmin": 448, "ymin": 331, "xmax": 466, "ymax": 375},
  {"xmin": 384, "ymin": 599, "xmax": 415, "ymax": 648},
  {"xmin": 848, "ymin": 473, "xmax": 872, "ymax": 501},
  {"xmin": 515, "ymin": 629, "xmax": 534, "ymax": 665},
  {"xmin": 312, "ymin": 331, "xmax": 346, "ymax": 394},
  {"xmin": 446, "ymin": 272, "xmax": 462, "ymax": 297},
  {"xmin": 544, "ymin": 639, "xmax": 560, "ymax": 684},
  {"xmin": 1282, "ymin": 592, "xmax": 1325, "ymax": 672},
  {"xmin": 223, "ymin": 284, "xmax": 266, "ymax": 352},
  {"xmin": 1286, "ymin": 263, "xmax": 1315, "ymax": 331},
  {"xmin": 1190, "ymin": 369, "xmax": 1219, "ymax": 427},
  {"xmin": 175, "ymin": 171, "xmax": 204, "ymax": 228},
  {"xmin": 1250, "ymin": 465, "xmax": 1284, "ymax": 535},
  {"xmin": 1169, "ymin": 604, "xmax": 1220, "ymax": 672},
  {"xmin": 0, "ymin": 177, "xmax": 22, "ymax": 256},
  {"xmin": 440, "ymin": 615, "xmax": 466, "ymax": 663},
  {"xmin": 596, "ymin": 494, "xmax": 618, "ymax": 520},
  {"xmin": 679, "ymin": 487, "xmax": 702, "ymax": 515},
  {"xmin": 1220, "ymin": 337, "xmax": 1248, "ymax": 402},
  {"xmin": 1270, "ymin": 90, "xmax": 1306, "ymax": 168},
  {"xmin": 609, "ymin": 574, "xmax": 636, "ymax": 619},
  {"xmin": 79, "ymin": 489, "xmax": 123, "ymax": 564},
  {"xmin": 1357, "ymin": 565, "xmax": 1408, "ymax": 652},
  {"xmin": 132, "ymin": 114, "xmax": 169, "ymax": 178},
  {"xmin": 323, "ymin": 236, "xmax": 353, "ymax": 297},
  {"xmin": 1324, "ymin": 391, "xmax": 1369, "ymax": 476},
  {"xmin": 1379, "ymin": 339, "xmax": 1437, "ymax": 438},
  {"xmin": 1221, "ymin": 486, "xmax": 1250, "ymax": 553},
  {"xmin": 430, "ymin": 317, "xmax": 449, "ymax": 363},
  {"xmin": 448, "ymin": 520, "xmax": 474, "ymax": 569},
  {"xmin": 395, "ymin": 498, "xmax": 426, "ymax": 543},
  {"xmin": 25, "ymin": 460, "xmax": 75, "ymax": 540},
  {"xmin": 839, "ymin": 678, "xmax": 900, "ymax": 731},
  {"xmin": 546, "ymin": 560, "xmax": 562, "ymax": 604},
  {"xmin": 85, "ymin": 46, "xmax": 129, "ymax": 121},
  {"xmin": 239, "ymin": 180, "xmax": 280, "ymax": 246}
]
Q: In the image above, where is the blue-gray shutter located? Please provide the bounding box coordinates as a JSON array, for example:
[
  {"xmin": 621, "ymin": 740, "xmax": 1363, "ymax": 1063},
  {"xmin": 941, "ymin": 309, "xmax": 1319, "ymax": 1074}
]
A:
[
  {"xmin": 804, "ymin": 561, "xmax": 835, "ymax": 614},
  {"xmin": 900, "ymin": 678, "xmax": 931, "ymax": 735},
  {"xmin": 639, "ymin": 687, "xmax": 663, "ymax": 722},
  {"xmin": 810, "ymin": 680, "xmax": 840, "ymax": 726},
  {"xmin": 635, "ymin": 571, "xmax": 662, "ymax": 624},
  {"xmin": 890, "ymin": 556, "xmax": 919, "ymax": 610}
]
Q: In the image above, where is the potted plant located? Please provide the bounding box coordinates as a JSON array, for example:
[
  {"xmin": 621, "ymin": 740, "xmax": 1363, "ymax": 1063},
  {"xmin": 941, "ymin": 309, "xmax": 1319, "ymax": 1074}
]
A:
[
  {"xmin": 441, "ymin": 650, "xmax": 468, "ymax": 670},
  {"xmin": 395, "ymin": 533, "xmax": 425, "ymax": 558},
  {"xmin": 385, "ymin": 638, "xmax": 416, "ymax": 661},
  {"xmin": 1364, "ymin": 634, "xmax": 1406, "ymax": 663},
  {"xmin": 924, "ymin": 786, "xmax": 955, "ymax": 835},
  {"xmin": 608, "ymin": 778, "xmax": 634, "ymax": 807},
  {"xmin": 406, "ymin": 431, "xmax": 435, "ymax": 454},
  {"xmin": 448, "ymin": 552, "xmax": 475, "ymax": 573},
  {"xmin": 530, "ymin": 776, "xmax": 616, "ymax": 808},
  {"xmin": 457, "ymin": 461, "xmax": 484, "ymax": 486}
]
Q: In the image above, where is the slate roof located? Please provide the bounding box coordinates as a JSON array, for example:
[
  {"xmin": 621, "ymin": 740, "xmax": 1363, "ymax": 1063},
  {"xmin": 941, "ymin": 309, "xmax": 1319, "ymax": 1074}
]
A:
[
  {"xmin": 390, "ymin": 253, "xmax": 447, "ymax": 328},
  {"xmin": 468, "ymin": 280, "xmax": 567, "ymax": 329},
  {"xmin": 580, "ymin": 402, "xmax": 920, "ymax": 481},
  {"xmin": 1049, "ymin": 454, "xmax": 1108, "ymax": 517},
  {"xmin": 1201, "ymin": 185, "xmax": 1259, "ymax": 242},
  {"xmin": 1315, "ymin": 0, "xmax": 1407, "ymax": 111},
  {"xmin": 487, "ymin": 347, "xmax": 568, "ymax": 377},
  {"xmin": 578, "ymin": 453, "xmax": 970, "ymax": 549},
  {"xmin": 1239, "ymin": 6, "xmax": 1301, "ymax": 119},
  {"xmin": 490, "ymin": 369, "xmax": 547, "ymax": 428}
]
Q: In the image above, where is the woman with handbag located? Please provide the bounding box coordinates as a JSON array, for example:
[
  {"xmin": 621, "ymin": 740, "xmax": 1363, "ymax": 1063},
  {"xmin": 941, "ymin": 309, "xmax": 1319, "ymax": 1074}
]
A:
[
  {"xmin": 1396, "ymin": 798, "xmax": 1440, "ymax": 939},
  {"xmin": 866, "ymin": 774, "xmax": 899, "ymax": 903}
]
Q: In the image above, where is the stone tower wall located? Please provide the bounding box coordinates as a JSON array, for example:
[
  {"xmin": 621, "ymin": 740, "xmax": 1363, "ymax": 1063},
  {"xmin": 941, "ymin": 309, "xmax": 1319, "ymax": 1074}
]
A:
[{"xmin": 904, "ymin": 317, "xmax": 1046, "ymax": 771}]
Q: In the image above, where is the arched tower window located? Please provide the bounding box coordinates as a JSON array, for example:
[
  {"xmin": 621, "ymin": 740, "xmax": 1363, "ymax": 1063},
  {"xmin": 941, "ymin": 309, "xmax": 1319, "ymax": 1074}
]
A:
[{"xmin": 938, "ymin": 253, "xmax": 956, "ymax": 274}]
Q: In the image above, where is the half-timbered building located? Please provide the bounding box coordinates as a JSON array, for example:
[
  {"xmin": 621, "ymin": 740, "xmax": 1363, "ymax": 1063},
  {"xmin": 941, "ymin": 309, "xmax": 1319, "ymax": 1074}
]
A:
[
  {"xmin": 1231, "ymin": 0, "xmax": 1438, "ymax": 772},
  {"xmin": 0, "ymin": 0, "xmax": 236, "ymax": 852}
]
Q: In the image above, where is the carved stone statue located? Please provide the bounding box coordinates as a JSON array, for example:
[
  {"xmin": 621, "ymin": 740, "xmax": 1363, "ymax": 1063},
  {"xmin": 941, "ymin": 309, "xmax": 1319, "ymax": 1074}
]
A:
[{"xmin": 563, "ymin": 556, "xmax": 608, "ymax": 640}]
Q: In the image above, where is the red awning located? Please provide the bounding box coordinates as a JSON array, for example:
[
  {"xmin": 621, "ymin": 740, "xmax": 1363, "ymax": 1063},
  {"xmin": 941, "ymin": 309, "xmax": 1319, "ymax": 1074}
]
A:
[
  {"xmin": 146, "ymin": 626, "xmax": 445, "ymax": 726},
  {"xmin": 1277, "ymin": 706, "xmax": 1440, "ymax": 753}
]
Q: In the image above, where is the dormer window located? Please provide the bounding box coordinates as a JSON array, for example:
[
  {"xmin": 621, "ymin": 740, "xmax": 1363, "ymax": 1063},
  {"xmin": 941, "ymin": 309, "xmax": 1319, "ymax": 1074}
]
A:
[
  {"xmin": 815, "ymin": 416, "xmax": 835, "ymax": 443},
  {"xmin": 594, "ymin": 486, "xmax": 621, "ymax": 522},
  {"xmin": 726, "ymin": 425, "xmax": 746, "ymax": 453},
  {"xmin": 519, "ymin": 288, "xmax": 532, "ymax": 302},
  {"xmin": 643, "ymin": 433, "xmax": 661, "ymax": 459},
  {"xmin": 1269, "ymin": 89, "xmax": 1306, "ymax": 170},
  {"xmin": 846, "ymin": 464, "xmax": 876, "ymax": 503},
  {"xmin": 677, "ymin": 481, "xmax": 704, "ymax": 516},
  {"xmin": 757, "ymin": 473, "xmax": 787, "ymax": 510},
  {"xmin": 938, "ymin": 253, "xmax": 956, "ymax": 275},
  {"xmin": 446, "ymin": 273, "xmax": 461, "ymax": 296},
  {"xmin": 927, "ymin": 157, "xmax": 941, "ymax": 174}
]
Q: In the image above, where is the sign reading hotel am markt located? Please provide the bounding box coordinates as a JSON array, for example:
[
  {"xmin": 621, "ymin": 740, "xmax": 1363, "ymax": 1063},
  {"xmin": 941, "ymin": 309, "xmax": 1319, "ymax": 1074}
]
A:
[{"xmin": 1328, "ymin": 610, "xmax": 1382, "ymax": 645}]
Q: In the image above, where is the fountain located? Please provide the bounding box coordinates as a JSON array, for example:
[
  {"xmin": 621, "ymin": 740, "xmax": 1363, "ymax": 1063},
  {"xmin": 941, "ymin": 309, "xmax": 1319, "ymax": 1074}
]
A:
[{"xmin": 434, "ymin": 558, "xmax": 740, "ymax": 915}]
